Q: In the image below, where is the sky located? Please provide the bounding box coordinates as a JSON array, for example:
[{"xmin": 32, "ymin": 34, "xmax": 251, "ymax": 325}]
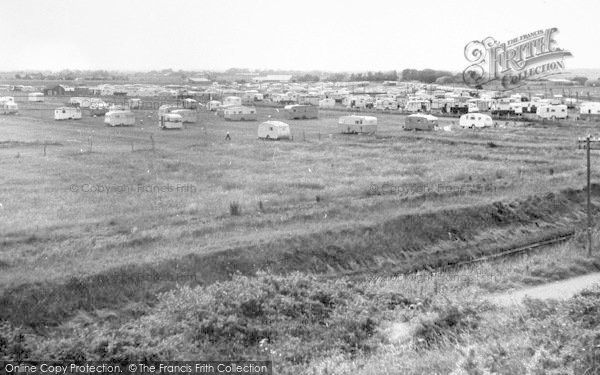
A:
[{"xmin": 0, "ymin": 0, "xmax": 598, "ymax": 72}]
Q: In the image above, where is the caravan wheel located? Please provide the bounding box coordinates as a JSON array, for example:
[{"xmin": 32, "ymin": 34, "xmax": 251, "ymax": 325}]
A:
[{"xmin": 551, "ymin": 116, "xmax": 556, "ymax": 120}]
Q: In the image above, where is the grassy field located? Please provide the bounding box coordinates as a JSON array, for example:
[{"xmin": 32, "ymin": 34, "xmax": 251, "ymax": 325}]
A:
[{"xmin": 1, "ymin": 93, "xmax": 600, "ymax": 327}]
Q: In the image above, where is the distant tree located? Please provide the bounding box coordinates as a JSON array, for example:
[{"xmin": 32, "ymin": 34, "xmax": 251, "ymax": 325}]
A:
[
  {"xmin": 402, "ymin": 68, "xmax": 453, "ymax": 83},
  {"xmin": 295, "ymin": 74, "xmax": 320, "ymax": 82},
  {"xmin": 435, "ymin": 76, "xmax": 455, "ymax": 84},
  {"xmin": 572, "ymin": 76, "xmax": 589, "ymax": 86},
  {"xmin": 323, "ymin": 73, "xmax": 347, "ymax": 82},
  {"xmin": 14, "ymin": 74, "xmax": 21, "ymax": 79}
]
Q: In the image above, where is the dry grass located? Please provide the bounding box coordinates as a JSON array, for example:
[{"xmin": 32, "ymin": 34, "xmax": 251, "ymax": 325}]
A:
[{"xmin": 1, "ymin": 96, "xmax": 599, "ymax": 327}]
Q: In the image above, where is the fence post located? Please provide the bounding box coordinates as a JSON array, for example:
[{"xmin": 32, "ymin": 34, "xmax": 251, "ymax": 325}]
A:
[
  {"xmin": 150, "ymin": 134, "xmax": 155, "ymax": 151},
  {"xmin": 131, "ymin": 141, "xmax": 134, "ymax": 152}
]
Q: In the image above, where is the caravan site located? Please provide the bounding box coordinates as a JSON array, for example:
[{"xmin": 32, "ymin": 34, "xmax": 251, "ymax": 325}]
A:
[{"xmin": 2, "ymin": 3, "xmax": 600, "ymax": 372}]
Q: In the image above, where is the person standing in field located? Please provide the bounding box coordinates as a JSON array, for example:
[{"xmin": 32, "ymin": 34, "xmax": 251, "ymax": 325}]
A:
[{"xmin": 225, "ymin": 131, "xmax": 231, "ymax": 141}]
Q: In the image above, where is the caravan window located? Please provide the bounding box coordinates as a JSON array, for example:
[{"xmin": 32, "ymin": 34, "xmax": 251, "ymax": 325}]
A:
[{"xmin": 270, "ymin": 127, "xmax": 273, "ymax": 131}]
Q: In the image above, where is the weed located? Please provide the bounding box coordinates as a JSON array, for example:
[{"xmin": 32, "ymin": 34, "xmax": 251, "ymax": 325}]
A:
[{"xmin": 229, "ymin": 201, "xmax": 242, "ymax": 216}]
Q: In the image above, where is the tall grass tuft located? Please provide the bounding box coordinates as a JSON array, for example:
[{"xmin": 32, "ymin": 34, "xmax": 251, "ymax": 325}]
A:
[{"xmin": 229, "ymin": 201, "xmax": 242, "ymax": 216}]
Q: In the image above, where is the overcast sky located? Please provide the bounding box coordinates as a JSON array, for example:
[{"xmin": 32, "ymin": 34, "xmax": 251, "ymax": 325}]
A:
[{"xmin": 0, "ymin": 0, "xmax": 597, "ymax": 72}]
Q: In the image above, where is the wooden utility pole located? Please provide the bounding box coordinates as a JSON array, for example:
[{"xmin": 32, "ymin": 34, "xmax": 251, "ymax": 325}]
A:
[
  {"xmin": 588, "ymin": 135, "xmax": 592, "ymax": 257},
  {"xmin": 577, "ymin": 135, "xmax": 600, "ymax": 256}
]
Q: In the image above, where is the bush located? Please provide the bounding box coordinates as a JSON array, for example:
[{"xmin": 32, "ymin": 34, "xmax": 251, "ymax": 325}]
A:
[
  {"xmin": 413, "ymin": 303, "xmax": 480, "ymax": 349},
  {"xmin": 14, "ymin": 273, "xmax": 409, "ymax": 372}
]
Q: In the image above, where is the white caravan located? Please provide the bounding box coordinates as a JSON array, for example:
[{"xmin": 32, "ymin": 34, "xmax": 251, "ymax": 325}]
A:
[
  {"xmin": 206, "ymin": 100, "xmax": 221, "ymax": 111},
  {"xmin": 28, "ymin": 93, "xmax": 44, "ymax": 102},
  {"xmin": 159, "ymin": 113, "xmax": 183, "ymax": 129},
  {"xmin": 104, "ymin": 110, "xmax": 136, "ymax": 126},
  {"xmin": 171, "ymin": 109, "xmax": 197, "ymax": 123},
  {"xmin": 338, "ymin": 115, "xmax": 378, "ymax": 134},
  {"xmin": 258, "ymin": 121, "xmax": 291, "ymax": 140},
  {"xmin": 536, "ymin": 104, "xmax": 568, "ymax": 120},
  {"xmin": 54, "ymin": 107, "xmax": 82, "ymax": 120},
  {"xmin": 459, "ymin": 113, "xmax": 493, "ymax": 128}
]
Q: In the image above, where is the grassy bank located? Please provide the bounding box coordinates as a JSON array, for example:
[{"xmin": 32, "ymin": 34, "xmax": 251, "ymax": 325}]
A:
[{"xmin": 2, "ymin": 234, "xmax": 599, "ymax": 374}]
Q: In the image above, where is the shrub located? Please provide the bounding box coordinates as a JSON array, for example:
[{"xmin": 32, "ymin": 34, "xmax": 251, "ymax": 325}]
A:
[{"xmin": 413, "ymin": 303, "xmax": 480, "ymax": 349}]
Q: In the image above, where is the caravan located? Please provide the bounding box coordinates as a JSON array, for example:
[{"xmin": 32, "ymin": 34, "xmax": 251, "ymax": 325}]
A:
[
  {"xmin": 159, "ymin": 114, "xmax": 183, "ymax": 129},
  {"xmin": 338, "ymin": 115, "xmax": 377, "ymax": 134},
  {"xmin": 206, "ymin": 100, "xmax": 221, "ymax": 111},
  {"xmin": 54, "ymin": 107, "xmax": 82, "ymax": 120},
  {"xmin": 182, "ymin": 98, "xmax": 198, "ymax": 109},
  {"xmin": 104, "ymin": 110, "xmax": 136, "ymax": 127},
  {"xmin": 459, "ymin": 113, "xmax": 493, "ymax": 128},
  {"xmin": 28, "ymin": 93, "xmax": 44, "ymax": 102},
  {"xmin": 158, "ymin": 104, "xmax": 178, "ymax": 116},
  {"xmin": 258, "ymin": 121, "xmax": 291, "ymax": 140},
  {"xmin": 223, "ymin": 106, "xmax": 257, "ymax": 121},
  {"xmin": 404, "ymin": 114, "xmax": 438, "ymax": 131},
  {"xmin": 171, "ymin": 109, "xmax": 197, "ymax": 123},
  {"xmin": 0, "ymin": 97, "xmax": 18, "ymax": 114},
  {"xmin": 284, "ymin": 105, "xmax": 318, "ymax": 119},
  {"xmin": 1, "ymin": 102, "xmax": 18, "ymax": 115},
  {"xmin": 579, "ymin": 102, "xmax": 600, "ymax": 120},
  {"xmin": 404, "ymin": 100, "xmax": 431, "ymax": 113},
  {"xmin": 375, "ymin": 98, "xmax": 399, "ymax": 110},
  {"xmin": 536, "ymin": 104, "xmax": 568, "ymax": 120},
  {"xmin": 318, "ymin": 98, "xmax": 336, "ymax": 108},
  {"xmin": 128, "ymin": 98, "xmax": 143, "ymax": 109},
  {"xmin": 90, "ymin": 101, "xmax": 109, "ymax": 116}
]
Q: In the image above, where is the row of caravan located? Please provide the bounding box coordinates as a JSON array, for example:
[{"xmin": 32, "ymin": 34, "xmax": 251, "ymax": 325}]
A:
[
  {"xmin": 53, "ymin": 105, "xmax": 183, "ymax": 129},
  {"xmin": 209, "ymin": 103, "xmax": 318, "ymax": 121},
  {"xmin": 54, "ymin": 106, "xmax": 134, "ymax": 126},
  {"xmin": 257, "ymin": 116, "xmax": 378, "ymax": 141},
  {"xmin": 257, "ymin": 114, "xmax": 488, "ymax": 140}
]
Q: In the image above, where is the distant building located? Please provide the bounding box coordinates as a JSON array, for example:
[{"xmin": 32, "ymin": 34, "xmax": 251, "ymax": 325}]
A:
[
  {"xmin": 74, "ymin": 87, "xmax": 90, "ymax": 96},
  {"xmin": 43, "ymin": 84, "xmax": 69, "ymax": 96},
  {"xmin": 254, "ymin": 75, "xmax": 293, "ymax": 83},
  {"xmin": 188, "ymin": 77, "xmax": 212, "ymax": 85}
]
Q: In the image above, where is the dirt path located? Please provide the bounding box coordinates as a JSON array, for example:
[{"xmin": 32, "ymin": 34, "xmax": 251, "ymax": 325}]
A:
[
  {"xmin": 487, "ymin": 272, "xmax": 600, "ymax": 306},
  {"xmin": 387, "ymin": 272, "xmax": 600, "ymax": 344}
]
